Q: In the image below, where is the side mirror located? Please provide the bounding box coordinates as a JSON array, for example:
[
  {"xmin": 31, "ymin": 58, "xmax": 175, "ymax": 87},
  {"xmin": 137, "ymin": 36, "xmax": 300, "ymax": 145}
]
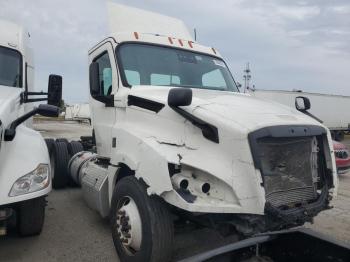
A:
[
  {"xmin": 21, "ymin": 74, "xmax": 62, "ymax": 105},
  {"xmin": 4, "ymin": 104, "xmax": 60, "ymax": 141},
  {"xmin": 89, "ymin": 62, "xmax": 100, "ymax": 96},
  {"xmin": 168, "ymin": 88, "xmax": 192, "ymax": 107},
  {"xmin": 295, "ymin": 96, "xmax": 311, "ymax": 112},
  {"xmin": 48, "ymin": 74, "xmax": 63, "ymax": 107},
  {"xmin": 37, "ymin": 104, "xmax": 60, "ymax": 117}
]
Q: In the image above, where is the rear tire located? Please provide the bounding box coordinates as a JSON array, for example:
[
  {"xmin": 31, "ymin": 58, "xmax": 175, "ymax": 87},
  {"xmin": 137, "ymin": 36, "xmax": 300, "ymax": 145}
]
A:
[
  {"xmin": 110, "ymin": 176, "xmax": 174, "ymax": 262},
  {"xmin": 56, "ymin": 138, "xmax": 69, "ymax": 145},
  {"xmin": 52, "ymin": 141, "xmax": 70, "ymax": 189},
  {"xmin": 67, "ymin": 141, "xmax": 84, "ymax": 186},
  {"xmin": 67, "ymin": 141, "xmax": 84, "ymax": 158},
  {"xmin": 17, "ymin": 197, "xmax": 46, "ymax": 237}
]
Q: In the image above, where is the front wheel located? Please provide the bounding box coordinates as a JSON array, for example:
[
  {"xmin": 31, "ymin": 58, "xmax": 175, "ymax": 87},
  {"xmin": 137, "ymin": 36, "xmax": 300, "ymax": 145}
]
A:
[
  {"xmin": 17, "ymin": 197, "xmax": 46, "ymax": 237},
  {"xmin": 110, "ymin": 176, "xmax": 174, "ymax": 262}
]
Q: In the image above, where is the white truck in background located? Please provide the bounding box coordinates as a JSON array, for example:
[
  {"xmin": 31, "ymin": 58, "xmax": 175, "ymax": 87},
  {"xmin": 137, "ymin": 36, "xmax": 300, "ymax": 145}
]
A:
[
  {"xmin": 64, "ymin": 103, "xmax": 91, "ymax": 123},
  {"xmin": 51, "ymin": 3, "xmax": 338, "ymax": 261},
  {"xmin": 0, "ymin": 20, "xmax": 61, "ymax": 236},
  {"xmin": 249, "ymin": 89, "xmax": 350, "ymax": 141}
]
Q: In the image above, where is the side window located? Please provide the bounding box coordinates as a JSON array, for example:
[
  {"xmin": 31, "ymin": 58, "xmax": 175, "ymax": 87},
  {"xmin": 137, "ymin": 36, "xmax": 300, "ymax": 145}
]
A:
[
  {"xmin": 125, "ymin": 70, "xmax": 140, "ymax": 86},
  {"xmin": 202, "ymin": 69, "xmax": 227, "ymax": 88},
  {"xmin": 94, "ymin": 52, "xmax": 112, "ymax": 96},
  {"xmin": 151, "ymin": 74, "xmax": 180, "ymax": 86}
]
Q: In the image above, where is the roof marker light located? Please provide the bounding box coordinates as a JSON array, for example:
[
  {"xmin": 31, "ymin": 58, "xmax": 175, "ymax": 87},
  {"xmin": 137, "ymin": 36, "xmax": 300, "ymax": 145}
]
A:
[
  {"xmin": 134, "ymin": 32, "xmax": 139, "ymax": 39},
  {"xmin": 168, "ymin": 37, "xmax": 173, "ymax": 44},
  {"xmin": 188, "ymin": 41, "xmax": 193, "ymax": 48},
  {"xmin": 178, "ymin": 39, "xmax": 183, "ymax": 46}
]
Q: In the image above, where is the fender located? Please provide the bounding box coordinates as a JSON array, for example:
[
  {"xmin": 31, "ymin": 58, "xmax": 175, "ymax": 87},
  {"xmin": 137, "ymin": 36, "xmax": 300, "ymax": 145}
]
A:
[
  {"xmin": 0, "ymin": 125, "xmax": 51, "ymax": 205},
  {"xmin": 110, "ymin": 128, "xmax": 173, "ymax": 196}
]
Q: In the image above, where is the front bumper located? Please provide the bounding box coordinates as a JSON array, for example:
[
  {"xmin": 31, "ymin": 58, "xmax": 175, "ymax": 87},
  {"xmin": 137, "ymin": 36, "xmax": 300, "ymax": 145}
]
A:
[
  {"xmin": 0, "ymin": 184, "xmax": 51, "ymax": 206},
  {"xmin": 337, "ymin": 166, "xmax": 350, "ymax": 174},
  {"xmin": 335, "ymin": 157, "xmax": 350, "ymax": 174}
]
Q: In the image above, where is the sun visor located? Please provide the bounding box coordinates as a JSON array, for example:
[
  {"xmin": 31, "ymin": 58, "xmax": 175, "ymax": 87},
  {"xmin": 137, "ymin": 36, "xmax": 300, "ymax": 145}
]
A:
[{"xmin": 107, "ymin": 2, "xmax": 193, "ymax": 40}]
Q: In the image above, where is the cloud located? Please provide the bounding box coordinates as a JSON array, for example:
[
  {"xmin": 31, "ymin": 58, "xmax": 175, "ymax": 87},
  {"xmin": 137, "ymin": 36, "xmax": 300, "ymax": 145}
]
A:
[
  {"xmin": 0, "ymin": 0, "xmax": 108, "ymax": 102},
  {"xmin": 0, "ymin": 0, "xmax": 349, "ymax": 102},
  {"xmin": 331, "ymin": 5, "xmax": 350, "ymax": 14}
]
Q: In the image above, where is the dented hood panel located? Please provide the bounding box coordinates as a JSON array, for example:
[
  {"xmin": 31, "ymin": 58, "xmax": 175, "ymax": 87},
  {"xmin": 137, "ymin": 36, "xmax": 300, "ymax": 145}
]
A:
[{"xmin": 127, "ymin": 86, "xmax": 324, "ymax": 132}]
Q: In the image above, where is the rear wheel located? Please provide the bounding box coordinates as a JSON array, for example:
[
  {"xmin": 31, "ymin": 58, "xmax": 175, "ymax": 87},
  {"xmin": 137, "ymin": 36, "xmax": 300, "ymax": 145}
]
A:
[
  {"xmin": 67, "ymin": 141, "xmax": 84, "ymax": 158},
  {"xmin": 52, "ymin": 141, "xmax": 70, "ymax": 189},
  {"xmin": 56, "ymin": 138, "xmax": 69, "ymax": 145},
  {"xmin": 110, "ymin": 176, "xmax": 174, "ymax": 262},
  {"xmin": 67, "ymin": 141, "xmax": 84, "ymax": 186},
  {"xmin": 17, "ymin": 197, "xmax": 46, "ymax": 237}
]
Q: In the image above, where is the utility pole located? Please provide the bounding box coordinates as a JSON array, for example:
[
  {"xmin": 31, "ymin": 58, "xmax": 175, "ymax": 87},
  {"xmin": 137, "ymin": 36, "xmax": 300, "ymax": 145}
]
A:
[{"xmin": 243, "ymin": 63, "xmax": 251, "ymax": 93}]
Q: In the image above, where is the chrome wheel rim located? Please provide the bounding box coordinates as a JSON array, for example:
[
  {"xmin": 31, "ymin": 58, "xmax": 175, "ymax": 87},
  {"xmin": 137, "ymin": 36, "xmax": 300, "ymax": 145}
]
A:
[{"xmin": 116, "ymin": 196, "xmax": 142, "ymax": 254}]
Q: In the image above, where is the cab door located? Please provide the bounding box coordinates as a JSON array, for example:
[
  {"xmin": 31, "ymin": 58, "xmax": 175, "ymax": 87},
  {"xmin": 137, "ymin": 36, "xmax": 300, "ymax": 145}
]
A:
[{"xmin": 89, "ymin": 41, "xmax": 117, "ymax": 157}]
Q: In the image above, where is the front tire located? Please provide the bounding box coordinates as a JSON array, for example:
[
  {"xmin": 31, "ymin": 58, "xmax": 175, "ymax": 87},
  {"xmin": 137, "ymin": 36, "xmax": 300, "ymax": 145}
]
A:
[
  {"xmin": 110, "ymin": 176, "xmax": 174, "ymax": 262},
  {"xmin": 17, "ymin": 197, "xmax": 46, "ymax": 237}
]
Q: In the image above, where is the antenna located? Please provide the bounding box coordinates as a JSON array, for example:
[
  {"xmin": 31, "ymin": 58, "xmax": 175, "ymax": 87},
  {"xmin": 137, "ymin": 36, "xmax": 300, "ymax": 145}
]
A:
[
  {"xmin": 243, "ymin": 62, "xmax": 251, "ymax": 93},
  {"xmin": 194, "ymin": 28, "xmax": 197, "ymax": 41}
]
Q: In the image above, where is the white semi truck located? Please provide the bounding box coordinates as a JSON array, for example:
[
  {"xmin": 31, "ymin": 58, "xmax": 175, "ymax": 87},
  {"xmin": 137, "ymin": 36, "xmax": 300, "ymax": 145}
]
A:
[
  {"xmin": 52, "ymin": 3, "xmax": 338, "ymax": 261},
  {"xmin": 0, "ymin": 20, "xmax": 61, "ymax": 236},
  {"xmin": 249, "ymin": 89, "xmax": 350, "ymax": 141}
]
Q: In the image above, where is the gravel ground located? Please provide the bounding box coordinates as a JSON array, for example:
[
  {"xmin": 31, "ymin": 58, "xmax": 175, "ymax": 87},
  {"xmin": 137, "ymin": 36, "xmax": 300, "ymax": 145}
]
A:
[{"xmin": 0, "ymin": 120, "xmax": 349, "ymax": 261}]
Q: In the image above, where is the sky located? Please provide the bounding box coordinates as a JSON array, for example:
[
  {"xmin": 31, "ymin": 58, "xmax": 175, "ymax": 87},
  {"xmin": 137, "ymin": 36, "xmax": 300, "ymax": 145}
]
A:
[{"xmin": 0, "ymin": 0, "xmax": 349, "ymax": 103}]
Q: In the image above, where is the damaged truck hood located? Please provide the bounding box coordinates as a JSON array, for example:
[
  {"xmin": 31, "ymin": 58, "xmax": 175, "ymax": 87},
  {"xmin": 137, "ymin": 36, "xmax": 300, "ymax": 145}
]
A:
[
  {"xmin": 114, "ymin": 86, "xmax": 335, "ymax": 213},
  {"xmin": 127, "ymin": 86, "xmax": 323, "ymax": 133}
]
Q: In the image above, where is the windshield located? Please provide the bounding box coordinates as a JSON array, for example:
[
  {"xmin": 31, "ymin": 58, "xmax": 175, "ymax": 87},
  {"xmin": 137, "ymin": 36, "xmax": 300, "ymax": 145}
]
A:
[
  {"xmin": 0, "ymin": 47, "xmax": 22, "ymax": 87},
  {"xmin": 118, "ymin": 43, "xmax": 238, "ymax": 92}
]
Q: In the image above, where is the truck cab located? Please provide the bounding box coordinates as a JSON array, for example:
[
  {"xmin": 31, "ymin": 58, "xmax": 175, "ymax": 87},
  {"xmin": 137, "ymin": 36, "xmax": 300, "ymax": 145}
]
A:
[
  {"xmin": 0, "ymin": 19, "xmax": 61, "ymax": 236},
  {"xmin": 72, "ymin": 3, "xmax": 338, "ymax": 261}
]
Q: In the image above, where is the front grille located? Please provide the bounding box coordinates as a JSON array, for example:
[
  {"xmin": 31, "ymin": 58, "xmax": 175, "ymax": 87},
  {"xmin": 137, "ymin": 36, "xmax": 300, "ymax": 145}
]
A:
[{"xmin": 257, "ymin": 137, "xmax": 318, "ymax": 207}]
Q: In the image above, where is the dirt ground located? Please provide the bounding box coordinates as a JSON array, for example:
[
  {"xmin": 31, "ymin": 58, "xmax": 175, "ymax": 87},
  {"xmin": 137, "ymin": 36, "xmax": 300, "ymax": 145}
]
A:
[{"xmin": 0, "ymin": 120, "xmax": 349, "ymax": 261}]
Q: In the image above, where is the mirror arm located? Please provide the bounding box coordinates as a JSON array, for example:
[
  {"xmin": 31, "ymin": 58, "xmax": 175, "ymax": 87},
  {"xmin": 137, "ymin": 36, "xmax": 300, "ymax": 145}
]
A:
[
  {"xmin": 4, "ymin": 108, "xmax": 39, "ymax": 141},
  {"xmin": 23, "ymin": 98, "xmax": 48, "ymax": 103},
  {"xmin": 26, "ymin": 91, "xmax": 48, "ymax": 95},
  {"xmin": 171, "ymin": 106, "xmax": 219, "ymax": 143},
  {"xmin": 300, "ymin": 110, "xmax": 324, "ymax": 124},
  {"xmin": 21, "ymin": 91, "xmax": 49, "ymax": 104}
]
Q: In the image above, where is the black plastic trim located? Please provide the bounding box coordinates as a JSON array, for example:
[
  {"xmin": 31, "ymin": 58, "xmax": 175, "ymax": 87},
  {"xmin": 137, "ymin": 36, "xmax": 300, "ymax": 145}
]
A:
[
  {"xmin": 90, "ymin": 49, "xmax": 115, "ymax": 107},
  {"xmin": 127, "ymin": 95, "xmax": 165, "ymax": 113},
  {"xmin": 248, "ymin": 125, "xmax": 327, "ymax": 170},
  {"xmin": 172, "ymin": 106, "xmax": 219, "ymax": 143},
  {"xmin": 88, "ymin": 37, "xmax": 118, "ymax": 55}
]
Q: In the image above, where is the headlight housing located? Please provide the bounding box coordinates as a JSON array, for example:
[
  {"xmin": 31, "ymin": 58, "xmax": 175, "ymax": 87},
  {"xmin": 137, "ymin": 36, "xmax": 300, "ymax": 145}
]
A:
[{"xmin": 9, "ymin": 164, "xmax": 50, "ymax": 197}]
